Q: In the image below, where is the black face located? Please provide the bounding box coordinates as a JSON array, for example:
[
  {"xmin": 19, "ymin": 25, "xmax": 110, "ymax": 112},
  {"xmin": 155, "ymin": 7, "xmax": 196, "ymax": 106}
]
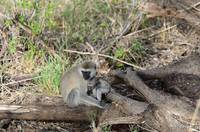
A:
[{"xmin": 82, "ymin": 71, "xmax": 91, "ymax": 80}]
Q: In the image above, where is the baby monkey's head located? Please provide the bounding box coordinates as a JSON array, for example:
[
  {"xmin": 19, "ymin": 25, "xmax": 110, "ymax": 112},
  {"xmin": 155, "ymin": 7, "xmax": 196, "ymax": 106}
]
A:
[{"xmin": 79, "ymin": 61, "xmax": 97, "ymax": 80}]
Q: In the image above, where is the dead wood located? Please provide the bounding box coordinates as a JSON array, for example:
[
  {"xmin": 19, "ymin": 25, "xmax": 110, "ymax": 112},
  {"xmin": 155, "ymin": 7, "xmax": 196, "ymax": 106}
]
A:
[
  {"xmin": 137, "ymin": 52, "xmax": 200, "ymax": 100},
  {"xmin": 111, "ymin": 70, "xmax": 200, "ymax": 131},
  {"xmin": 137, "ymin": 52, "xmax": 200, "ymax": 79},
  {"xmin": 98, "ymin": 90, "xmax": 148, "ymax": 128},
  {"xmin": 106, "ymin": 90, "xmax": 148, "ymax": 115},
  {"xmin": 0, "ymin": 90, "xmax": 152, "ymax": 130},
  {"xmin": 0, "ymin": 104, "xmax": 99, "ymax": 122},
  {"xmin": 0, "ymin": 91, "xmax": 148, "ymax": 123},
  {"xmin": 109, "ymin": 53, "xmax": 200, "ymax": 131},
  {"xmin": 0, "ymin": 96, "xmax": 99, "ymax": 122}
]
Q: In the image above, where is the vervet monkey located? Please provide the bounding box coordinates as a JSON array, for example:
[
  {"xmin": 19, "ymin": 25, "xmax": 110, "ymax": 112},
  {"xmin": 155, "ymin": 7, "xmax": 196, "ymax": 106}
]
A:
[
  {"xmin": 87, "ymin": 78, "xmax": 111, "ymax": 101},
  {"xmin": 60, "ymin": 61, "xmax": 103, "ymax": 108}
]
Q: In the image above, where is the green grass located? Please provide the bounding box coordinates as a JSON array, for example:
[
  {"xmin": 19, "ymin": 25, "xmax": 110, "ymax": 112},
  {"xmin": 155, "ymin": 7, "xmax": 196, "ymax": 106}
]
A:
[
  {"xmin": 1, "ymin": 0, "xmax": 63, "ymax": 94},
  {"xmin": 1, "ymin": 0, "xmax": 147, "ymax": 95},
  {"xmin": 62, "ymin": 0, "xmax": 112, "ymax": 48},
  {"xmin": 8, "ymin": 36, "xmax": 18, "ymax": 54},
  {"xmin": 114, "ymin": 47, "xmax": 127, "ymax": 68},
  {"xmin": 36, "ymin": 55, "xmax": 67, "ymax": 95},
  {"xmin": 113, "ymin": 39, "xmax": 145, "ymax": 68},
  {"xmin": 101, "ymin": 125, "xmax": 112, "ymax": 132},
  {"xmin": 131, "ymin": 40, "xmax": 145, "ymax": 55}
]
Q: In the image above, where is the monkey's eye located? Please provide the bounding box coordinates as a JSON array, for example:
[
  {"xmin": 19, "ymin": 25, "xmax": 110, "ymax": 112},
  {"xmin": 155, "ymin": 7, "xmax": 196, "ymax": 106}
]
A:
[{"xmin": 82, "ymin": 71, "xmax": 91, "ymax": 80}]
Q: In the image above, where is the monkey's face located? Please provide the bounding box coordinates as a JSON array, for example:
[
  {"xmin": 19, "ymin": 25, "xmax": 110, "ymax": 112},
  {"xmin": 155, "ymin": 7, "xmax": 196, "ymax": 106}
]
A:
[
  {"xmin": 79, "ymin": 61, "xmax": 97, "ymax": 80},
  {"xmin": 82, "ymin": 70, "xmax": 91, "ymax": 80},
  {"xmin": 81, "ymin": 69, "xmax": 96, "ymax": 80}
]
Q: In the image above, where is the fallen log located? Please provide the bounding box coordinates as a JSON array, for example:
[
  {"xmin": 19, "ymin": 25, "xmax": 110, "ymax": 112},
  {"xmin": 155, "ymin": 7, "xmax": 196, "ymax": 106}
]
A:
[
  {"xmin": 137, "ymin": 52, "xmax": 200, "ymax": 100},
  {"xmin": 0, "ymin": 104, "xmax": 98, "ymax": 122},
  {"xmin": 137, "ymin": 52, "xmax": 200, "ymax": 79},
  {"xmin": 108, "ymin": 53, "xmax": 200, "ymax": 131},
  {"xmin": 110, "ymin": 69, "xmax": 200, "ymax": 132},
  {"xmin": 0, "ymin": 91, "xmax": 148, "ymax": 122}
]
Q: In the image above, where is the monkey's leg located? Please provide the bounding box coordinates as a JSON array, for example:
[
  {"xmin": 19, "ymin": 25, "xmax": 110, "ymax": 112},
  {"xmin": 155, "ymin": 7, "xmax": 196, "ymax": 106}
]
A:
[
  {"xmin": 80, "ymin": 94, "xmax": 103, "ymax": 108},
  {"xmin": 66, "ymin": 89, "xmax": 80, "ymax": 107}
]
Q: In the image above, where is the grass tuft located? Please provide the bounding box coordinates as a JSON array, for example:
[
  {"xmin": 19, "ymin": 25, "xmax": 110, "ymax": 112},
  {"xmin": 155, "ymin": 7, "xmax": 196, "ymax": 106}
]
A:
[{"xmin": 37, "ymin": 55, "xmax": 67, "ymax": 95}]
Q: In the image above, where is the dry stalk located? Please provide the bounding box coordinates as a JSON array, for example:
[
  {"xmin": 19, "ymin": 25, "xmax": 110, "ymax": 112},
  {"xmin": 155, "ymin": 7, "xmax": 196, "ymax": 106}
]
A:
[
  {"xmin": 185, "ymin": 2, "xmax": 200, "ymax": 11},
  {"xmin": 85, "ymin": 42, "xmax": 99, "ymax": 64},
  {"xmin": 64, "ymin": 49, "xmax": 145, "ymax": 70},
  {"xmin": 0, "ymin": 29, "xmax": 8, "ymax": 58},
  {"xmin": 0, "ymin": 76, "xmax": 41, "ymax": 87},
  {"xmin": 148, "ymin": 25, "xmax": 176, "ymax": 38}
]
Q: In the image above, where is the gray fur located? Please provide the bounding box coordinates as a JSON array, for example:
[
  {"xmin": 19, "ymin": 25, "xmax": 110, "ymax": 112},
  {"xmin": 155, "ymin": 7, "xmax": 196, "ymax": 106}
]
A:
[{"xmin": 60, "ymin": 61, "xmax": 103, "ymax": 108}]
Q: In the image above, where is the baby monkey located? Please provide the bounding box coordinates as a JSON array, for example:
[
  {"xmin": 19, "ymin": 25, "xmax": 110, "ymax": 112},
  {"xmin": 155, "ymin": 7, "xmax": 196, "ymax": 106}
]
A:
[
  {"xmin": 87, "ymin": 77, "xmax": 111, "ymax": 102},
  {"xmin": 60, "ymin": 61, "xmax": 103, "ymax": 108}
]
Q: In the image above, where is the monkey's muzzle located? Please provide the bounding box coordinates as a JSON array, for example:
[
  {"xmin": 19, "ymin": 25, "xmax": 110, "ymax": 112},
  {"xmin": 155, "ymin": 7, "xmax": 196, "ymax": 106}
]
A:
[{"xmin": 82, "ymin": 71, "xmax": 91, "ymax": 80}]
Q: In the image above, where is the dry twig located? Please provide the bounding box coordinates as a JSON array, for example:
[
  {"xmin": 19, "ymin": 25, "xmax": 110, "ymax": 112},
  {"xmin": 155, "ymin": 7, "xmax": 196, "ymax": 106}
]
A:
[
  {"xmin": 64, "ymin": 49, "xmax": 145, "ymax": 70},
  {"xmin": 148, "ymin": 25, "xmax": 176, "ymax": 38},
  {"xmin": 0, "ymin": 76, "xmax": 41, "ymax": 87},
  {"xmin": 185, "ymin": 2, "xmax": 200, "ymax": 11}
]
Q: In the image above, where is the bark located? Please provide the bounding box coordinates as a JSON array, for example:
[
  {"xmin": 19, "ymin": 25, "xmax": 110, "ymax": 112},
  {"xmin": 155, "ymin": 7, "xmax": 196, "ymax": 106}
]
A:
[
  {"xmin": 108, "ymin": 53, "xmax": 200, "ymax": 132},
  {"xmin": 0, "ymin": 104, "xmax": 98, "ymax": 122}
]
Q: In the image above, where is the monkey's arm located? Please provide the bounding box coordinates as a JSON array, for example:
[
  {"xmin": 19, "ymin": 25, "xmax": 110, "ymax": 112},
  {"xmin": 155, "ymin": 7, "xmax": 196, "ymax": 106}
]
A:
[{"xmin": 80, "ymin": 94, "xmax": 103, "ymax": 108}]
